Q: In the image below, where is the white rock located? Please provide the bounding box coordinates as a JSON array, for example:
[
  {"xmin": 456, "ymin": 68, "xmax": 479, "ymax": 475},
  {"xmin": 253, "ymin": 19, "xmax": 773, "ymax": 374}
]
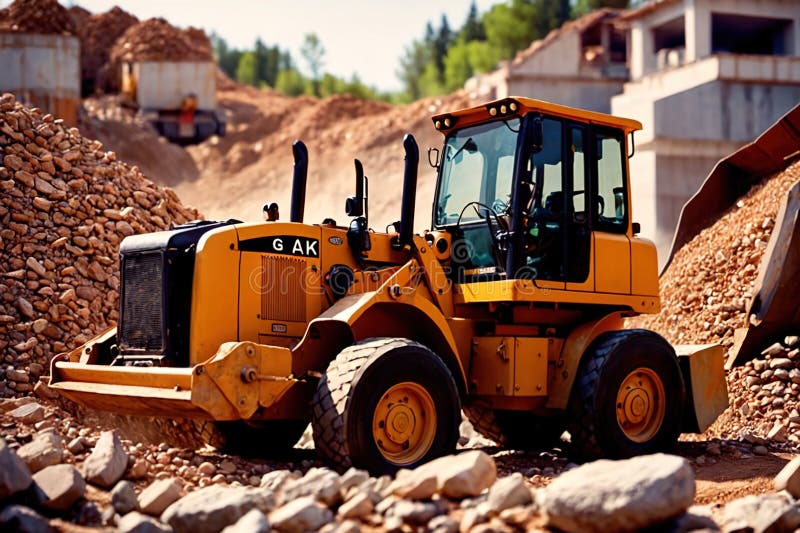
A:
[
  {"xmin": 542, "ymin": 454, "xmax": 695, "ymax": 533},
  {"xmin": 17, "ymin": 432, "xmax": 62, "ymax": 473},
  {"xmin": 221, "ymin": 509, "xmax": 269, "ymax": 533},
  {"xmin": 338, "ymin": 491, "xmax": 373, "ymax": 519},
  {"xmin": 416, "ymin": 450, "xmax": 497, "ymax": 499},
  {"xmin": 32, "ymin": 464, "xmax": 85, "ymax": 512},
  {"xmin": 138, "ymin": 478, "xmax": 182, "ymax": 516},
  {"xmin": 111, "ymin": 480, "xmax": 139, "ymax": 514},
  {"xmin": 161, "ymin": 485, "xmax": 274, "ymax": 533},
  {"xmin": 775, "ymin": 456, "xmax": 800, "ymax": 498},
  {"xmin": 486, "ymin": 473, "xmax": 533, "ymax": 514},
  {"xmin": 83, "ymin": 430, "xmax": 128, "ymax": 488},
  {"xmin": 269, "ymin": 495, "xmax": 333, "ymax": 533},
  {"xmin": 721, "ymin": 493, "xmax": 800, "ymax": 533}
]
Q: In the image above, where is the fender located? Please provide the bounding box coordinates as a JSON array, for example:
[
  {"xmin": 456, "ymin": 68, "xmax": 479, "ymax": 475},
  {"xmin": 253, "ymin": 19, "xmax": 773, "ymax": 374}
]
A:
[
  {"xmin": 291, "ymin": 260, "xmax": 468, "ymax": 395},
  {"xmin": 545, "ymin": 311, "xmax": 625, "ymax": 409}
]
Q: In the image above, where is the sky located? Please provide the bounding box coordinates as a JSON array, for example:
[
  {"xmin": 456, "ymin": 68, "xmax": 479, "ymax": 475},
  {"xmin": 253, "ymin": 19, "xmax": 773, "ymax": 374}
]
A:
[{"xmin": 49, "ymin": 0, "xmax": 501, "ymax": 91}]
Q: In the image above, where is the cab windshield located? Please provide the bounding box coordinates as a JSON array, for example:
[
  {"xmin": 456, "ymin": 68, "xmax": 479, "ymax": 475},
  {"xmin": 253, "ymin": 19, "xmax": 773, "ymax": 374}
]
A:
[{"xmin": 435, "ymin": 118, "xmax": 519, "ymax": 226}]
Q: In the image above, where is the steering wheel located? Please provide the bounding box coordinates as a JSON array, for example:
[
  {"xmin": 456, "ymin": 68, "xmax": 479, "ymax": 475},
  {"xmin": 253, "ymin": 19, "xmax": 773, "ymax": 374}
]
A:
[{"xmin": 455, "ymin": 201, "xmax": 509, "ymax": 267}]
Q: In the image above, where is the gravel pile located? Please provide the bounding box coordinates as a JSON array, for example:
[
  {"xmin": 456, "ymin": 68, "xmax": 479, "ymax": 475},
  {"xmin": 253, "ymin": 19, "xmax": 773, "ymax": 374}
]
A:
[
  {"xmin": 67, "ymin": 5, "xmax": 91, "ymax": 29},
  {"xmin": 110, "ymin": 18, "xmax": 213, "ymax": 64},
  {"xmin": 0, "ymin": 0, "xmax": 76, "ymax": 35},
  {"xmin": 708, "ymin": 335, "xmax": 800, "ymax": 446},
  {"xmin": 77, "ymin": 6, "xmax": 139, "ymax": 95},
  {"xmin": 630, "ymin": 159, "xmax": 800, "ymax": 352},
  {"xmin": 0, "ymin": 93, "xmax": 200, "ymax": 398}
]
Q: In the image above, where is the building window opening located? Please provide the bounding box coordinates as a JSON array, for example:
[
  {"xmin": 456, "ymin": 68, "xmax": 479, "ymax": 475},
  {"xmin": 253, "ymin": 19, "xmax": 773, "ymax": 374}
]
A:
[{"xmin": 711, "ymin": 13, "xmax": 792, "ymax": 56}]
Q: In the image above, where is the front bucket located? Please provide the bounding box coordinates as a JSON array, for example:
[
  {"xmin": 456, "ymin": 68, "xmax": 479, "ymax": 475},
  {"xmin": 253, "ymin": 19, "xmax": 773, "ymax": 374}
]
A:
[
  {"xmin": 676, "ymin": 344, "xmax": 729, "ymax": 433},
  {"xmin": 50, "ymin": 363, "xmax": 215, "ymax": 419}
]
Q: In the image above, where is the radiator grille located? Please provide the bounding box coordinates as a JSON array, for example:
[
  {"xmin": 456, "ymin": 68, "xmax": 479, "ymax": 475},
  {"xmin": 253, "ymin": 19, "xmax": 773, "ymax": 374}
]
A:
[
  {"xmin": 120, "ymin": 253, "xmax": 164, "ymax": 352},
  {"xmin": 261, "ymin": 255, "xmax": 306, "ymax": 322}
]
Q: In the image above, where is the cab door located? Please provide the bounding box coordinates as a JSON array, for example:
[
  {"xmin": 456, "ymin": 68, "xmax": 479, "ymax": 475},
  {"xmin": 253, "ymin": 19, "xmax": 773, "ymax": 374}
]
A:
[{"xmin": 591, "ymin": 127, "xmax": 631, "ymax": 294}]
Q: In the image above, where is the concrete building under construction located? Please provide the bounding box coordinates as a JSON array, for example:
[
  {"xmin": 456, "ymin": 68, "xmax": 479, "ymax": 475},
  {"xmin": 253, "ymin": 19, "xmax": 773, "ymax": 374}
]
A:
[{"xmin": 612, "ymin": 0, "xmax": 800, "ymax": 263}]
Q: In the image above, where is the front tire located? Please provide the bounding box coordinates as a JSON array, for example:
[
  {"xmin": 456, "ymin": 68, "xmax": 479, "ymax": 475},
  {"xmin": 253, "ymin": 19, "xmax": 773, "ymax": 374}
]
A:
[
  {"xmin": 312, "ymin": 338, "xmax": 461, "ymax": 474},
  {"xmin": 567, "ymin": 329, "xmax": 685, "ymax": 460}
]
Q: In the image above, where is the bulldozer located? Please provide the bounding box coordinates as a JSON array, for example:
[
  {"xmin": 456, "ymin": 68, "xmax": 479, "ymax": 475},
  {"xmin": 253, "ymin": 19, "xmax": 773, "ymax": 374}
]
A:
[{"xmin": 50, "ymin": 97, "xmax": 728, "ymax": 474}]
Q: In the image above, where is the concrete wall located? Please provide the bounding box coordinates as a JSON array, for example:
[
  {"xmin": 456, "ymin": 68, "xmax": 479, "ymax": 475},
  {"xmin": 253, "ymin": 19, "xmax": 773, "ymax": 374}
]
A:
[
  {"xmin": 654, "ymin": 80, "xmax": 800, "ymax": 141},
  {"xmin": 0, "ymin": 32, "xmax": 80, "ymax": 124},
  {"xmin": 512, "ymin": 32, "xmax": 583, "ymax": 77}
]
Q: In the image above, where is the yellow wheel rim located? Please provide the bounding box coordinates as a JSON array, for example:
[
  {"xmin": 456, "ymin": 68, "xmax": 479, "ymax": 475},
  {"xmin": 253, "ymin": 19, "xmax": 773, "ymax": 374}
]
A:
[
  {"xmin": 372, "ymin": 382, "xmax": 437, "ymax": 466},
  {"xmin": 615, "ymin": 367, "xmax": 665, "ymax": 443}
]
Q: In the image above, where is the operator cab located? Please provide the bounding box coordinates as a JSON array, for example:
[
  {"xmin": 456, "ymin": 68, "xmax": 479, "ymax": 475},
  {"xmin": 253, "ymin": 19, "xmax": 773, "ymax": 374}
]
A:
[{"xmin": 432, "ymin": 98, "xmax": 637, "ymax": 292}]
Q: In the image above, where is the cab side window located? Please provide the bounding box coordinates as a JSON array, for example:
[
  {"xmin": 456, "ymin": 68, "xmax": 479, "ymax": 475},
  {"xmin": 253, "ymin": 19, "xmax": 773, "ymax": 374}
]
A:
[{"xmin": 594, "ymin": 130, "xmax": 627, "ymax": 233}]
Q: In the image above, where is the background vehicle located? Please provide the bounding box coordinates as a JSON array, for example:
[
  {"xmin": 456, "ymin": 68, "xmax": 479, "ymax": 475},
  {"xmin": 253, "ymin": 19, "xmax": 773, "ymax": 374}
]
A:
[
  {"xmin": 50, "ymin": 97, "xmax": 728, "ymax": 473},
  {"xmin": 120, "ymin": 60, "xmax": 225, "ymax": 143}
]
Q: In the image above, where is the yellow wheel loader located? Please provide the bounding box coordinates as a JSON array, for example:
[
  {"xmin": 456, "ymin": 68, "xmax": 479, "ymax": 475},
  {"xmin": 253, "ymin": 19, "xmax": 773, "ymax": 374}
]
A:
[{"xmin": 50, "ymin": 98, "xmax": 728, "ymax": 473}]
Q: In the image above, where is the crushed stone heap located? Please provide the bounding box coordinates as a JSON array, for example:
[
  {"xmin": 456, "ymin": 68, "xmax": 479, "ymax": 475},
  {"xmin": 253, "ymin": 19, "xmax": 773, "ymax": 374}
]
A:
[
  {"xmin": 0, "ymin": 0, "xmax": 76, "ymax": 35},
  {"xmin": 77, "ymin": 6, "xmax": 139, "ymax": 94},
  {"xmin": 0, "ymin": 93, "xmax": 201, "ymax": 398},
  {"xmin": 630, "ymin": 159, "xmax": 800, "ymax": 352},
  {"xmin": 110, "ymin": 18, "xmax": 213, "ymax": 64}
]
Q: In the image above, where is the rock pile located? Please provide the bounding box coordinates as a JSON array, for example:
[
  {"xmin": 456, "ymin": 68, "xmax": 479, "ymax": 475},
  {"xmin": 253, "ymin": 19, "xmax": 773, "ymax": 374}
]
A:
[
  {"xmin": 76, "ymin": 6, "xmax": 140, "ymax": 95},
  {"xmin": 67, "ymin": 5, "xmax": 92, "ymax": 29},
  {"xmin": 110, "ymin": 18, "xmax": 213, "ymax": 64},
  {"xmin": 0, "ymin": 0, "xmax": 76, "ymax": 35},
  {"xmin": 0, "ymin": 93, "xmax": 200, "ymax": 397},
  {"xmin": 709, "ymin": 335, "xmax": 800, "ymax": 445},
  {"xmin": 0, "ymin": 397, "xmax": 708, "ymax": 533},
  {"xmin": 630, "ymin": 159, "xmax": 800, "ymax": 352}
]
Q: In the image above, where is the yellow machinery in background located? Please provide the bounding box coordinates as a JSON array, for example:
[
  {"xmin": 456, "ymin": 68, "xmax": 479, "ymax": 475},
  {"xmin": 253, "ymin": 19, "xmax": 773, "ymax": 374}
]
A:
[{"xmin": 50, "ymin": 98, "xmax": 728, "ymax": 473}]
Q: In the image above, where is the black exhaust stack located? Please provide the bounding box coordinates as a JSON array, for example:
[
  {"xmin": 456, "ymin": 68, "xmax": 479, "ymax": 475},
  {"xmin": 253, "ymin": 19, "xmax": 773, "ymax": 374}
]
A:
[
  {"xmin": 398, "ymin": 134, "xmax": 419, "ymax": 247},
  {"xmin": 290, "ymin": 140, "xmax": 308, "ymax": 223}
]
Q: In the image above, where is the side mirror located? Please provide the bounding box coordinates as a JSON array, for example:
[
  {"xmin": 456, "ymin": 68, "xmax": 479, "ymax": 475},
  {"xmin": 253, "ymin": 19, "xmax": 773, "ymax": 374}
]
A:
[
  {"xmin": 428, "ymin": 147, "xmax": 440, "ymax": 169},
  {"xmin": 632, "ymin": 222, "xmax": 641, "ymax": 235},
  {"xmin": 531, "ymin": 115, "xmax": 543, "ymax": 154}
]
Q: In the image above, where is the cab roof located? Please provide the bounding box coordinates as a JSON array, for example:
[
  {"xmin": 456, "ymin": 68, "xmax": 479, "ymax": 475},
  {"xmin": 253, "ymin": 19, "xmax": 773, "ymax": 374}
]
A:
[{"xmin": 431, "ymin": 96, "xmax": 642, "ymax": 135}]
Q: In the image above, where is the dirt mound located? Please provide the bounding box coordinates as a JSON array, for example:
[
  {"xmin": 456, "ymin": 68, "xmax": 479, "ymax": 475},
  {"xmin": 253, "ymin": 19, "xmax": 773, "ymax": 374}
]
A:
[
  {"xmin": 0, "ymin": 92, "xmax": 201, "ymax": 398},
  {"xmin": 178, "ymin": 89, "xmax": 473, "ymax": 230},
  {"xmin": 110, "ymin": 17, "xmax": 213, "ymax": 64},
  {"xmin": 78, "ymin": 6, "xmax": 139, "ymax": 95},
  {"xmin": 0, "ymin": 0, "xmax": 76, "ymax": 35},
  {"xmin": 629, "ymin": 160, "xmax": 800, "ymax": 351}
]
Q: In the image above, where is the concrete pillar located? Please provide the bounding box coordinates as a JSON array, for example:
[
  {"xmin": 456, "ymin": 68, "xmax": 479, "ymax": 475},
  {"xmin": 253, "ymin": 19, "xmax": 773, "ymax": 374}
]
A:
[
  {"xmin": 630, "ymin": 22, "xmax": 651, "ymax": 80},
  {"xmin": 685, "ymin": 0, "xmax": 711, "ymax": 63}
]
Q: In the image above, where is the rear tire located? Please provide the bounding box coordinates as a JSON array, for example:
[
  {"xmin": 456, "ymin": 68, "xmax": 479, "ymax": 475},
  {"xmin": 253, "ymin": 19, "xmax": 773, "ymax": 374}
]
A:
[
  {"xmin": 312, "ymin": 338, "xmax": 461, "ymax": 474},
  {"xmin": 567, "ymin": 329, "xmax": 685, "ymax": 460}
]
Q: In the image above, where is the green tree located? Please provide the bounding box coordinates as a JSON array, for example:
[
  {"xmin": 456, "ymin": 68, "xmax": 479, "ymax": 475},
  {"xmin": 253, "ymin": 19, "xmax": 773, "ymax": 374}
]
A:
[
  {"xmin": 460, "ymin": 0, "xmax": 486, "ymax": 41},
  {"xmin": 301, "ymin": 33, "xmax": 326, "ymax": 97},
  {"xmin": 443, "ymin": 40, "xmax": 473, "ymax": 92},
  {"xmin": 432, "ymin": 15, "xmax": 453, "ymax": 83},
  {"xmin": 483, "ymin": 0, "xmax": 539, "ymax": 59},
  {"xmin": 236, "ymin": 51, "xmax": 258, "ymax": 86},
  {"xmin": 275, "ymin": 68, "xmax": 308, "ymax": 96},
  {"xmin": 397, "ymin": 40, "xmax": 430, "ymax": 101}
]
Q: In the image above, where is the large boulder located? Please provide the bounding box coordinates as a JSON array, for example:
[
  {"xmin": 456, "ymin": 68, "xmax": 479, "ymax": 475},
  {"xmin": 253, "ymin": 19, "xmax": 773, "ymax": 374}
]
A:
[
  {"xmin": 0, "ymin": 438, "xmax": 33, "ymax": 500},
  {"xmin": 412, "ymin": 450, "xmax": 497, "ymax": 499},
  {"xmin": 161, "ymin": 484, "xmax": 274, "ymax": 533},
  {"xmin": 111, "ymin": 480, "xmax": 139, "ymax": 514},
  {"xmin": 775, "ymin": 457, "xmax": 800, "ymax": 498},
  {"xmin": 31, "ymin": 464, "xmax": 85, "ymax": 512},
  {"xmin": 541, "ymin": 454, "xmax": 695, "ymax": 533},
  {"xmin": 17, "ymin": 432, "xmax": 62, "ymax": 473},
  {"xmin": 720, "ymin": 493, "xmax": 800, "ymax": 533},
  {"xmin": 138, "ymin": 478, "xmax": 182, "ymax": 516},
  {"xmin": 269, "ymin": 496, "xmax": 333, "ymax": 533},
  {"xmin": 83, "ymin": 430, "xmax": 128, "ymax": 488},
  {"xmin": 485, "ymin": 473, "xmax": 533, "ymax": 514}
]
